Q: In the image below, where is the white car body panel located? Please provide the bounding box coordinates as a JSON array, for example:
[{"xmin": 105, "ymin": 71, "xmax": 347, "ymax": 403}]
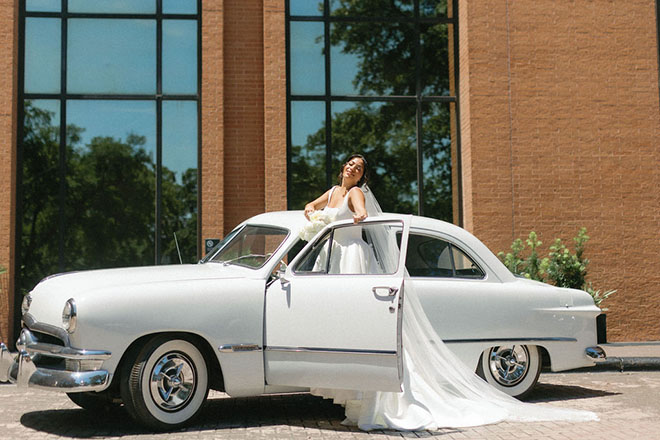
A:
[
  {"xmin": 3, "ymin": 210, "xmax": 602, "ymax": 401},
  {"xmin": 264, "ymin": 217, "xmax": 411, "ymax": 391}
]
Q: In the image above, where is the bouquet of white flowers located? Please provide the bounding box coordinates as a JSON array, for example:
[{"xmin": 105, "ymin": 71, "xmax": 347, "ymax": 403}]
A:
[{"xmin": 299, "ymin": 210, "xmax": 336, "ymax": 242}]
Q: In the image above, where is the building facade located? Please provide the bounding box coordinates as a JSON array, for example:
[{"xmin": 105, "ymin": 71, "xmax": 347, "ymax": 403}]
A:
[{"xmin": 0, "ymin": 0, "xmax": 659, "ymax": 346}]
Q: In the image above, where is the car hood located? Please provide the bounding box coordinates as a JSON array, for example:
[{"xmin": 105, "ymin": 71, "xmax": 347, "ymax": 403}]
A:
[{"xmin": 25, "ymin": 263, "xmax": 254, "ymax": 324}]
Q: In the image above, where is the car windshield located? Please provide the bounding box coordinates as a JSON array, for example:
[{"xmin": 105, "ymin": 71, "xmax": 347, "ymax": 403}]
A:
[{"xmin": 204, "ymin": 225, "xmax": 289, "ymax": 269}]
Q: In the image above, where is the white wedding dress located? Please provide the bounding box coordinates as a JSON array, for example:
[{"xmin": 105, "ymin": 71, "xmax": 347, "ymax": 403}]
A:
[
  {"xmin": 308, "ymin": 185, "xmax": 599, "ymax": 431},
  {"xmin": 312, "ymin": 186, "xmax": 380, "ymax": 274}
]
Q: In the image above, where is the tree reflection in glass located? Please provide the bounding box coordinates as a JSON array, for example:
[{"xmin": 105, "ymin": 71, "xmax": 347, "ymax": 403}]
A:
[
  {"xmin": 19, "ymin": 100, "xmax": 199, "ymax": 293},
  {"xmin": 19, "ymin": 101, "xmax": 61, "ymax": 293},
  {"xmin": 161, "ymin": 101, "xmax": 198, "ymax": 265},
  {"xmin": 330, "ymin": 101, "xmax": 418, "ymax": 215},
  {"xmin": 66, "ymin": 101, "xmax": 157, "ymax": 273},
  {"xmin": 289, "ymin": 0, "xmax": 454, "ymax": 221}
]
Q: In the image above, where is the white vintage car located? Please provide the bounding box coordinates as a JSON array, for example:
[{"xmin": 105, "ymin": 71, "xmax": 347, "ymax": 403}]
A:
[{"xmin": 0, "ymin": 212, "xmax": 605, "ymax": 430}]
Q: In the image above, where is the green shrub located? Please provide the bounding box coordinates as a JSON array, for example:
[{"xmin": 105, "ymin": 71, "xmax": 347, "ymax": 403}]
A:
[
  {"xmin": 497, "ymin": 232, "xmax": 548, "ymax": 282},
  {"xmin": 498, "ymin": 228, "xmax": 616, "ymax": 309}
]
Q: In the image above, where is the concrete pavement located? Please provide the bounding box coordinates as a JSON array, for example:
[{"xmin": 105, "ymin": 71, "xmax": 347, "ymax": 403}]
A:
[
  {"xmin": 1, "ymin": 371, "xmax": 660, "ymax": 439},
  {"xmin": 1, "ymin": 341, "xmax": 659, "ymax": 439}
]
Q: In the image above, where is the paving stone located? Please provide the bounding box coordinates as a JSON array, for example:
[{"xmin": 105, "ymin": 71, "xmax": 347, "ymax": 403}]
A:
[{"xmin": 1, "ymin": 371, "xmax": 660, "ymax": 439}]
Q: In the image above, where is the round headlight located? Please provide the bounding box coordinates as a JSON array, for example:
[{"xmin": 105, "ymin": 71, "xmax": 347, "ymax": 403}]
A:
[
  {"xmin": 62, "ymin": 298, "xmax": 77, "ymax": 334},
  {"xmin": 21, "ymin": 294, "xmax": 32, "ymax": 315}
]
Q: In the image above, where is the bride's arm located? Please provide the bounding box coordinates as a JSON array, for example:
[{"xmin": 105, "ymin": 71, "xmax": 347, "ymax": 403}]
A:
[
  {"xmin": 304, "ymin": 188, "xmax": 332, "ymax": 220},
  {"xmin": 348, "ymin": 187, "xmax": 368, "ymax": 223}
]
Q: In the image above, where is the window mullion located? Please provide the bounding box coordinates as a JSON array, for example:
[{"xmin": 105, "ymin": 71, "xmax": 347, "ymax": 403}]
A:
[
  {"xmin": 155, "ymin": 0, "xmax": 163, "ymax": 264},
  {"xmin": 324, "ymin": 0, "xmax": 332, "ymax": 189},
  {"xmin": 58, "ymin": 2, "xmax": 68, "ymax": 271}
]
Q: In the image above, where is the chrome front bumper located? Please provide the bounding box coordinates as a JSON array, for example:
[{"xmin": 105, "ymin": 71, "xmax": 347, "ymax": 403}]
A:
[
  {"xmin": 0, "ymin": 329, "xmax": 111, "ymax": 392},
  {"xmin": 0, "ymin": 343, "xmax": 15, "ymax": 382}
]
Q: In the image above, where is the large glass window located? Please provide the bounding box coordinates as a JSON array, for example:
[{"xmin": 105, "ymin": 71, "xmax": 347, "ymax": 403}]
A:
[
  {"xmin": 287, "ymin": 0, "xmax": 459, "ymax": 222},
  {"xmin": 18, "ymin": 2, "xmax": 200, "ymax": 293}
]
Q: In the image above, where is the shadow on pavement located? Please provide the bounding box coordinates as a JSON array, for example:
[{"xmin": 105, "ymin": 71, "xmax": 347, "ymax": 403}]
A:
[
  {"xmin": 20, "ymin": 384, "xmax": 606, "ymax": 438},
  {"xmin": 19, "ymin": 393, "xmax": 461, "ymax": 438},
  {"xmin": 526, "ymin": 382, "xmax": 619, "ymax": 402}
]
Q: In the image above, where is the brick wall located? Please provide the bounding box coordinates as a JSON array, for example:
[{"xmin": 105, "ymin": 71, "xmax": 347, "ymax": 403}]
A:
[
  {"xmin": 0, "ymin": 0, "xmax": 17, "ymax": 345},
  {"xmin": 459, "ymin": 0, "xmax": 660, "ymax": 341},
  {"xmin": 222, "ymin": 0, "xmax": 265, "ymax": 234},
  {"xmin": 263, "ymin": 0, "xmax": 287, "ymax": 214},
  {"xmin": 201, "ymin": 0, "xmax": 286, "ymax": 240},
  {"xmin": 201, "ymin": 0, "xmax": 226, "ymax": 246}
]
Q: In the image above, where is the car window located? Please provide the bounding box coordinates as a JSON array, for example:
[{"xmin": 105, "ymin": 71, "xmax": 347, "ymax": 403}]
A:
[
  {"xmin": 294, "ymin": 221, "xmax": 401, "ymax": 275},
  {"xmin": 207, "ymin": 225, "xmax": 288, "ymax": 269},
  {"xmin": 451, "ymin": 246, "xmax": 485, "ymax": 278},
  {"xmin": 405, "ymin": 233, "xmax": 484, "ymax": 279}
]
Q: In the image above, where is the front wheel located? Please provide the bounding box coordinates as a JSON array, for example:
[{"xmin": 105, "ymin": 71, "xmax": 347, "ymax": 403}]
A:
[
  {"xmin": 476, "ymin": 344, "xmax": 541, "ymax": 399},
  {"xmin": 120, "ymin": 336, "xmax": 209, "ymax": 431}
]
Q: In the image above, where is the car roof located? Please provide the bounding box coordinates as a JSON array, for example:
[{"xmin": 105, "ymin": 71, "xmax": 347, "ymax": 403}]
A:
[
  {"xmin": 241, "ymin": 211, "xmax": 513, "ymax": 282},
  {"xmin": 245, "ymin": 210, "xmax": 473, "ymax": 243}
]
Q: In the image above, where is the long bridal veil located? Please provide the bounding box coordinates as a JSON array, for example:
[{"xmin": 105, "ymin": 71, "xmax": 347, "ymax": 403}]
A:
[{"xmin": 314, "ymin": 185, "xmax": 598, "ymax": 431}]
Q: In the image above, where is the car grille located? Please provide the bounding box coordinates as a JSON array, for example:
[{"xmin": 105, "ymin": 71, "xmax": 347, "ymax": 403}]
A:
[{"xmin": 28, "ymin": 328, "xmax": 66, "ymax": 347}]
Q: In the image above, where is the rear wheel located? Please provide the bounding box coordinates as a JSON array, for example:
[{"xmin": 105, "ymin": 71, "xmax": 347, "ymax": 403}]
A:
[
  {"xmin": 120, "ymin": 336, "xmax": 209, "ymax": 431},
  {"xmin": 476, "ymin": 344, "xmax": 541, "ymax": 399}
]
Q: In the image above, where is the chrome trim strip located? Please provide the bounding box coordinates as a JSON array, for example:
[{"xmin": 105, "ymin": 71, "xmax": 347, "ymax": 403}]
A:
[
  {"xmin": 266, "ymin": 346, "xmax": 396, "ymax": 356},
  {"xmin": 18, "ymin": 329, "xmax": 110, "ymax": 360},
  {"xmin": 22, "ymin": 314, "xmax": 70, "ymax": 346},
  {"xmin": 443, "ymin": 337, "xmax": 577, "ymax": 344},
  {"xmin": 26, "ymin": 342, "xmax": 111, "ymax": 360},
  {"xmin": 218, "ymin": 344, "xmax": 263, "ymax": 353}
]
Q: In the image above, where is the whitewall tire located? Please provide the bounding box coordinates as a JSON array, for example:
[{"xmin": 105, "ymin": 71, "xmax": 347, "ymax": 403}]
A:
[
  {"xmin": 476, "ymin": 344, "xmax": 541, "ymax": 399},
  {"xmin": 121, "ymin": 336, "xmax": 209, "ymax": 430}
]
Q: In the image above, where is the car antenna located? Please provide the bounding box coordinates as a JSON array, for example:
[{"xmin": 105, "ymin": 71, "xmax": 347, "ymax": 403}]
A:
[{"xmin": 174, "ymin": 232, "xmax": 183, "ymax": 264}]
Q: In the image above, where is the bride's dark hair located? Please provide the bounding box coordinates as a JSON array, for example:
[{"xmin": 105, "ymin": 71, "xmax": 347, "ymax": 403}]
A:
[{"xmin": 338, "ymin": 153, "xmax": 369, "ymax": 188}]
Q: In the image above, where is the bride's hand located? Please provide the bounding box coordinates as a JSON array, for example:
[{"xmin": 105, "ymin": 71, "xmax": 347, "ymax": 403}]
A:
[
  {"xmin": 304, "ymin": 204, "xmax": 315, "ymax": 220},
  {"xmin": 353, "ymin": 212, "xmax": 367, "ymax": 224}
]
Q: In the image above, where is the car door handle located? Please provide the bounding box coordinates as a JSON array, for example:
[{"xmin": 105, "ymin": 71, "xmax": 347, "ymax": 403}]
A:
[{"xmin": 372, "ymin": 286, "xmax": 398, "ymax": 296}]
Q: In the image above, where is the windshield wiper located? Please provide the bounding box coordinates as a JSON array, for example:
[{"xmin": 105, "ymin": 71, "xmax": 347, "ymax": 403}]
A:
[{"xmin": 221, "ymin": 253, "xmax": 271, "ymax": 266}]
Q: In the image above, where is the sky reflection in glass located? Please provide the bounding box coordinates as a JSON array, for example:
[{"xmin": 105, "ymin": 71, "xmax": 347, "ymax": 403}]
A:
[
  {"xmin": 68, "ymin": 0, "xmax": 155, "ymax": 13},
  {"xmin": 330, "ymin": 30, "xmax": 361, "ymax": 95},
  {"xmin": 290, "ymin": 22, "xmax": 325, "ymax": 95},
  {"xmin": 163, "ymin": 101, "xmax": 197, "ymax": 184},
  {"xmin": 25, "ymin": 18, "xmax": 61, "ymax": 94},
  {"xmin": 163, "ymin": 0, "xmax": 197, "ymax": 14},
  {"xmin": 26, "ymin": 0, "xmax": 60, "ymax": 12},
  {"xmin": 67, "ymin": 100, "xmax": 156, "ymax": 159},
  {"xmin": 163, "ymin": 20, "xmax": 198, "ymax": 95},
  {"xmin": 291, "ymin": 101, "xmax": 325, "ymax": 148},
  {"xmin": 290, "ymin": 0, "xmax": 323, "ymax": 16},
  {"xmin": 290, "ymin": 101, "xmax": 326, "ymax": 209},
  {"xmin": 67, "ymin": 19, "xmax": 156, "ymax": 95}
]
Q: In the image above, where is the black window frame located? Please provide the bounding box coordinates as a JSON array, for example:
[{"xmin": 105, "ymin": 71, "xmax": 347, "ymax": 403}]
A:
[
  {"xmin": 15, "ymin": 0, "xmax": 202, "ymax": 338},
  {"xmin": 16, "ymin": 0, "xmax": 202, "ymax": 270},
  {"xmin": 285, "ymin": 0, "xmax": 462, "ymax": 222}
]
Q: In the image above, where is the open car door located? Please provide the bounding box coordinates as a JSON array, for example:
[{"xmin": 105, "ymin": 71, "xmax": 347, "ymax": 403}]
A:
[{"xmin": 264, "ymin": 216, "xmax": 411, "ymax": 391}]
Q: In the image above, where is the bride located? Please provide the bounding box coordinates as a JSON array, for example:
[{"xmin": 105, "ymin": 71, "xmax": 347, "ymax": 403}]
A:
[{"xmin": 301, "ymin": 153, "xmax": 598, "ymax": 431}]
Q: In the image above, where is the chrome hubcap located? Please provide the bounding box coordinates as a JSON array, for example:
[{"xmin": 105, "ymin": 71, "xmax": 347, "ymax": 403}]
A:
[
  {"xmin": 149, "ymin": 352, "xmax": 196, "ymax": 411},
  {"xmin": 488, "ymin": 345, "xmax": 529, "ymax": 386}
]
